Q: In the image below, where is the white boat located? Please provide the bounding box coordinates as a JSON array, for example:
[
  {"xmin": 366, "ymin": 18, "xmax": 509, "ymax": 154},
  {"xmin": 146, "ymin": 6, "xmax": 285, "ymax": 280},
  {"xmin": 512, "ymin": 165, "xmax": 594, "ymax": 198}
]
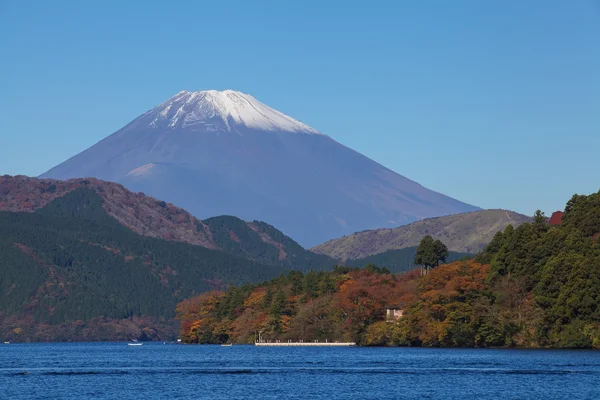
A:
[
  {"xmin": 221, "ymin": 343, "xmax": 232, "ymax": 347},
  {"xmin": 3, "ymin": 341, "xmax": 9, "ymax": 344},
  {"xmin": 128, "ymin": 342, "xmax": 143, "ymax": 346}
]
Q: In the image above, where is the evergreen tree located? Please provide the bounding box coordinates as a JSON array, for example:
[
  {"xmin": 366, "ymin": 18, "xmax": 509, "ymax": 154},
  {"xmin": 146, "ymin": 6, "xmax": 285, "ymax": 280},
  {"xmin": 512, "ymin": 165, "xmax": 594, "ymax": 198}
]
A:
[
  {"xmin": 533, "ymin": 210, "xmax": 549, "ymax": 235},
  {"xmin": 270, "ymin": 291, "xmax": 287, "ymax": 318},
  {"xmin": 415, "ymin": 235, "xmax": 449, "ymax": 275},
  {"xmin": 433, "ymin": 240, "xmax": 449, "ymax": 266},
  {"xmin": 288, "ymin": 271, "xmax": 304, "ymax": 295}
]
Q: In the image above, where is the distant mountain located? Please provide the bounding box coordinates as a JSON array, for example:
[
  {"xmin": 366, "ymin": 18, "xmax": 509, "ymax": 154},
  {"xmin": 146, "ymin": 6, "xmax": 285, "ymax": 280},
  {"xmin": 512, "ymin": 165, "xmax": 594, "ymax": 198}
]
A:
[
  {"xmin": 0, "ymin": 180, "xmax": 338, "ymax": 342},
  {"xmin": 312, "ymin": 209, "xmax": 532, "ymax": 261},
  {"xmin": 0, "ymin": 175, "xmax": 333, "ymax": 269},
  {"xmin": 40, "ymin": 89, "xmax": 479, "ymax": 246}
]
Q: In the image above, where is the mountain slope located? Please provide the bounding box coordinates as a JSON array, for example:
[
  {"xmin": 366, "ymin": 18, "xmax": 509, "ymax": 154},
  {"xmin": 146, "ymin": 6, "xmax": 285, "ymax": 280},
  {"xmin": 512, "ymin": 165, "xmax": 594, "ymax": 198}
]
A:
[
  {"xmin": 312, "ymin": 209, "xmax": 531, "ymax": 261},
  {"xmin": 0, "ymin": 187, "xmax": 316, "ymax": 342},
  {"xmin": 0, "ymin": 175, "xmax": 215, "ymax": 248},
  {"xmin": 0, "ymin": 175, "xmax": 333, "ymax": 269},
  {"xmin": 40, "ymin": 89, "xmax": 479, "ymax": 246},
  {"xmin": 203, "ymin": 216, "xmax": 334, "ymax": 270}
]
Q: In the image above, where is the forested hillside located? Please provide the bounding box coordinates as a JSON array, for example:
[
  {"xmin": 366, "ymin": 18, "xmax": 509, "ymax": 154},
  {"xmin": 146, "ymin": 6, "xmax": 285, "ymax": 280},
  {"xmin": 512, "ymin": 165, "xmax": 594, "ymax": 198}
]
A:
[
  {"xmin": 176, "ymin": 265, "xmax": 413, "ymax": 344},
  {"xmin": 177, "ymin": 190, "xmax": 600, "ymax": 348},
  {"xmin": 0, "ymin": 188, "xmax": 312, "ymax": 342},
  {"xmin": 0, "ymin": 175, "xmax": 215, "ymax": 248},
  {"xmin": 0, "ymin": 175, "xmax": 335, "ymax": 269},
  {"xmin": 203, "ymin": 216, "xmax": 334, "ymax": 270},
  {"xmin": 472, "ymin": 193, "xmax": 600, "ymax": 348}
]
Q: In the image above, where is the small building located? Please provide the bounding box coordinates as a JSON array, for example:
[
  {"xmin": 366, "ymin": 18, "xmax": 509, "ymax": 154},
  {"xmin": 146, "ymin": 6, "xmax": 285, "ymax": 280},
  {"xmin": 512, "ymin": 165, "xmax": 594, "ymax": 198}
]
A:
[
  {"xmin": 549, "ymin": 211, "xmax": 563, "ymax": 226},
  {"xmin": 385, "ymin": 303, "xmax": 404, "ymax": 322}
]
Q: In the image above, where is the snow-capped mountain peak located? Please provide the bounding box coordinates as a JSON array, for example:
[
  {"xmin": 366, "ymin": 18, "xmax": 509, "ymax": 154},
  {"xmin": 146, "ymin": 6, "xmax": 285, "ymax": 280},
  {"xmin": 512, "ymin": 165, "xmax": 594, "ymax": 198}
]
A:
[
  {"xmin": 148, "ymin": 90, "xmax": 320, "ymax": 134},
  {"xmin": 40, "ymin": 90, "xmax": 479, "ymax": 246}
]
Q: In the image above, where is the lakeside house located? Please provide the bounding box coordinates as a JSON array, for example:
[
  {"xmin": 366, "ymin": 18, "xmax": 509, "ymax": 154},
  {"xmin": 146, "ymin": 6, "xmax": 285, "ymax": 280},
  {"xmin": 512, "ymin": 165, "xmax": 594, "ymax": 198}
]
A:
[{"xmin": 385, "ymin": 303, "xmax": 404, "ymax": 322}]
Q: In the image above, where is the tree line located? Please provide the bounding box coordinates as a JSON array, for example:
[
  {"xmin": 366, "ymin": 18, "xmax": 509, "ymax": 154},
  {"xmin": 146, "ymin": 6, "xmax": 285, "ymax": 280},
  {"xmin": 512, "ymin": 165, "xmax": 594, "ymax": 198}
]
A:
[{"xmin": 177, "ymin": 190, "xmax": 600, "ymax": 348}]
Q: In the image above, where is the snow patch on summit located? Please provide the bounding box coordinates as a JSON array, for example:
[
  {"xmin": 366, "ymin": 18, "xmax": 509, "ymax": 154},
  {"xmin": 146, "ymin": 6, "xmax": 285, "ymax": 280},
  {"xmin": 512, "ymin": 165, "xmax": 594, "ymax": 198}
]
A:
[{"xmin": 149, "ymin": 90, "xmax": 321, "ymax": 134}]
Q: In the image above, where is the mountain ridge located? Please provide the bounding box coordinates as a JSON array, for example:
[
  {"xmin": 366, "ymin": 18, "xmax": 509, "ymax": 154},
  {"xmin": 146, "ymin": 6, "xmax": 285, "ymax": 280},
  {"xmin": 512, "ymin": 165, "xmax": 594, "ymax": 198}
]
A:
[
  {"xmin": 312, "ymin": 209, "xmax": 532, "ymax": 261},
  {"xmin": 0, "ymin": 175, "xmax": 333, "ymax": 269}
]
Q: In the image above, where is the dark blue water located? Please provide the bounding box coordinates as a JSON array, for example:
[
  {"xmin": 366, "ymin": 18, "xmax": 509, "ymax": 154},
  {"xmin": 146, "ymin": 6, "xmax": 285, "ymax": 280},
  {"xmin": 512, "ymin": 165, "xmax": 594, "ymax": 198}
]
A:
[{"xmin": 1, "ymin": 343, "xmax": 599, "ymax": 399}]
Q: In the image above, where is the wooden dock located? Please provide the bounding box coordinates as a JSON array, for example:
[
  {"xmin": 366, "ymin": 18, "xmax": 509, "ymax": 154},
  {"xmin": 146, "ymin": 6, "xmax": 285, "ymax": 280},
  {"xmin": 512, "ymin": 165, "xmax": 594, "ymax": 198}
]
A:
[{"xmin": 255, "ymin": 341, "xmax": 356, "ymax": 347}]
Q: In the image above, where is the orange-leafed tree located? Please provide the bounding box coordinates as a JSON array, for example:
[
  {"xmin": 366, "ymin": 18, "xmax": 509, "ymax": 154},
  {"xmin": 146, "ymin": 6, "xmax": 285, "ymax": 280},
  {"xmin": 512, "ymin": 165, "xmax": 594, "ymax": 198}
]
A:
[
  {"xmin": 334, "ymin": 268, "xmax": 403, "ymax": 341},
  {"xmin": 404, "ymin": 261, "xmax": 489, "ymax": 347},
  {"xmin": 175, "ymin": 291, "xmax": 227, "ymax": 344}
]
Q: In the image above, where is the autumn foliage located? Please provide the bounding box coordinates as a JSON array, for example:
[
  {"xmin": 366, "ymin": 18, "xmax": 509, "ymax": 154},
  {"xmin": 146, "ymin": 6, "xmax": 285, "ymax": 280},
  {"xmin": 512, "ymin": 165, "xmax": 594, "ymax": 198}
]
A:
[
  {"xmin": 177, "ymin": 190, "xmax": 600, "ymax": 348},
  {"xmin": 176, "ymin": 265, "xmax": 419, "ymax": 344},
  {"xmin": 175, "ymin": 261, "xmax": 488, "ymax": 345},
  {"xmin": 175, "ymin": 261, "xmax": 507, "ymax": 346},
  {"xmin": 176, "ymin": 261, "xmax": 502, "ymax": 346}
]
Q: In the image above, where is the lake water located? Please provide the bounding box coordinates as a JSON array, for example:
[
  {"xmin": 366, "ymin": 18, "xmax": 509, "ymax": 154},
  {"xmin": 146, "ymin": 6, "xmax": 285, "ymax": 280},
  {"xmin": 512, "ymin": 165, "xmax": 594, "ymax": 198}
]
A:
[{"xmin": 1, "ymin": 343, "xmax": 599, "ymax": 399}]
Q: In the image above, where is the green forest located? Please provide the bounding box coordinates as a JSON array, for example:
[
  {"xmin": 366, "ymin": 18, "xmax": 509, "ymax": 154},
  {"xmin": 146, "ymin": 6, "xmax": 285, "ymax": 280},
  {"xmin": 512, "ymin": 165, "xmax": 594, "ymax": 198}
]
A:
[
  {"xmin": 202, "ymin": 216, "xmax": 335, "ymax": 270},
  {"xmin": 0, "ymin": 184, "xmax": 465, "ymax": 342},
  {"xmin": 0, "ymin": 188, "xmax": 293, "ymax": 341},
  {"xmin": 347, "ymin": 246, "xmax": 471, "ymax": 274}
]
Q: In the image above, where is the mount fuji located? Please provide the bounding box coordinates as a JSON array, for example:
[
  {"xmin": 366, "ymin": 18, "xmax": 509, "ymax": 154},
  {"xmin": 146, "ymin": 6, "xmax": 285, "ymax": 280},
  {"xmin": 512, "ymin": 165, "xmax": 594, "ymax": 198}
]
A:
[{"xmin": 41, "ymin": 90, "xmax": 479, "ymax": 246}]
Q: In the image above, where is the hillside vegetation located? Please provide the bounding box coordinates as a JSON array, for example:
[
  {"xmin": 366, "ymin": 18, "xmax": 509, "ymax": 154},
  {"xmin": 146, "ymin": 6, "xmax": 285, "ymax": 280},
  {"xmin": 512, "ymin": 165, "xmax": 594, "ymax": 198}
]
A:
[
  {"xmin": 312, "ymin": 209, "xmax": 531, "ymax": 261},
  {"xmin": 203, "ymin": 216, "xmax": 334, "ymax": 270},
  {"xmin": 0, "ymin": 188, "xmax": 322, "ymax": 342},
  {"xmin": 176, "ymin": 265, "xmax": 415, "ymax": 344},
  {"xmin": 178, "ymin": 190, "xmax": 600, "ymax": 348},
  {"xmin": 347, "ymin": 246, "xmax": 471, "ymax": 273},
  {"xmin": 0, "ymin": 175, "xmax": 334, "ymax": 270}
]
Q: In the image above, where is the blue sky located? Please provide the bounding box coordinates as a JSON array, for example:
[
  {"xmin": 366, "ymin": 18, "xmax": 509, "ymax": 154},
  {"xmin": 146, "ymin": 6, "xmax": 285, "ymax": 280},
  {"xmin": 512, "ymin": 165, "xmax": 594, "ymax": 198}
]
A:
[{"xmin": 1, "ymin": 0, "xmax": 598, "ymax": 216}]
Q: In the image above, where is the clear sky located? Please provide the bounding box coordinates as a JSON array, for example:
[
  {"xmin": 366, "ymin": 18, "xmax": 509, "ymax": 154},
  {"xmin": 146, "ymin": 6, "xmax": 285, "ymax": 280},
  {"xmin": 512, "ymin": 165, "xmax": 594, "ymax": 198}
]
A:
[{"xmin": 1, "ymin": 0, "xmax": 599, "ymax": 216}]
